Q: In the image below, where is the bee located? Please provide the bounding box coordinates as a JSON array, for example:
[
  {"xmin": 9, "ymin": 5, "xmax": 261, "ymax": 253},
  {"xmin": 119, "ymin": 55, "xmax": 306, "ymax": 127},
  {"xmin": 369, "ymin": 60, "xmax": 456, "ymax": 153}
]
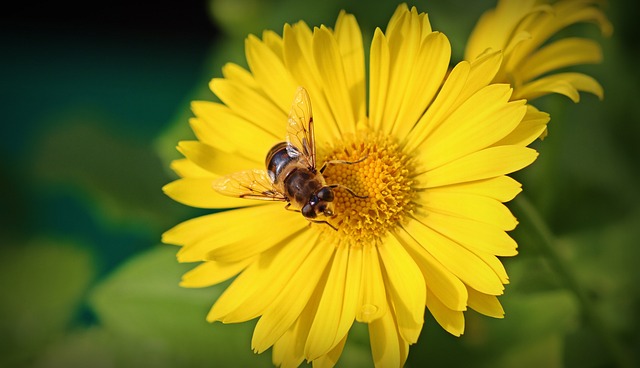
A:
[{"xmin": 212, "ymin": 87, "xmax": 366, "ymax": 229}]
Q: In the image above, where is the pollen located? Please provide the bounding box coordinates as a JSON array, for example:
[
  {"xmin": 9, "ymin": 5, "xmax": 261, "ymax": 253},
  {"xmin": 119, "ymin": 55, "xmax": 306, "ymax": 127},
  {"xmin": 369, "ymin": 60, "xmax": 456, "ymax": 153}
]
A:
[{"xmin": 320, "ymin": 132, "xmax": 415, "ymax": 244}]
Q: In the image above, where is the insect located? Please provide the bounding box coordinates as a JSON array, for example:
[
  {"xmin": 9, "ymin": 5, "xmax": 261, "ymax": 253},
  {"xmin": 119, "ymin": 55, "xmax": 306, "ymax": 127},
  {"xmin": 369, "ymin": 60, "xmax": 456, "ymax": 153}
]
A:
[{"xmin": 212, "ymin": 86, "xmax": 366, "ymax": 229}]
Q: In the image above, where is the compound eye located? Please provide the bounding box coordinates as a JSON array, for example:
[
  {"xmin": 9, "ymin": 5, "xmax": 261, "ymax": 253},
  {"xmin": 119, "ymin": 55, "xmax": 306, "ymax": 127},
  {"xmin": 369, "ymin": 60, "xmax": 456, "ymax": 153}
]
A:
[
  {"xmin": 317, "ymin": 187, "xmax": 334, "ymax": 202},
  {"xmin": 302, "ymin": 203, "xmax": 317, "ymax": 218}
]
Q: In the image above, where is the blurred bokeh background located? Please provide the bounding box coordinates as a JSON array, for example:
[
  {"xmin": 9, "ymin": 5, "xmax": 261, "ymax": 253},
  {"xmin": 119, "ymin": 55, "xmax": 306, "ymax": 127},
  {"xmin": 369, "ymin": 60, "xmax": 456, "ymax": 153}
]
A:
[{"xmin": 2, "ymin": 0, "xmax": 638, "ymax": 367}]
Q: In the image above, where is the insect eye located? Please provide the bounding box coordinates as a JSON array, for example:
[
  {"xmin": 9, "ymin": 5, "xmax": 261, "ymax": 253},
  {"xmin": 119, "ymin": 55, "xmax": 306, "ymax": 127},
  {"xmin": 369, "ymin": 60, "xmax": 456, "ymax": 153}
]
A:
[
  {"xmin": 317, "ymin": 187, "xmax": 334, "ymax": 202},
  {"xmin": 302, "ymin": 204, "xmax": 317, "ymax": 218}
]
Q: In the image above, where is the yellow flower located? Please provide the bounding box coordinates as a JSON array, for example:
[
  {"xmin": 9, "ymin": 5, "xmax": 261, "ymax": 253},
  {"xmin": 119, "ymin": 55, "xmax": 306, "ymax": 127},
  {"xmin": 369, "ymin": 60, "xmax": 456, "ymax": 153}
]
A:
[
  {"xmin": 464, "ymin": 0, "xmax": 613, "ymax": 102},
  {"xmin": 163, "ymin": 4, "xmax": 545, "ymax": 367}
]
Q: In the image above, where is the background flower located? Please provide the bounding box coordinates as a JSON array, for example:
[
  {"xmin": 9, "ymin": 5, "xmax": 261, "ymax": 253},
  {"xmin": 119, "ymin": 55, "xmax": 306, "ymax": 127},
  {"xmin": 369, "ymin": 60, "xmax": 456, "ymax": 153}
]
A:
[{"xmin": 2, "ymin": 1, "xmax": 638, "ymax": 367}]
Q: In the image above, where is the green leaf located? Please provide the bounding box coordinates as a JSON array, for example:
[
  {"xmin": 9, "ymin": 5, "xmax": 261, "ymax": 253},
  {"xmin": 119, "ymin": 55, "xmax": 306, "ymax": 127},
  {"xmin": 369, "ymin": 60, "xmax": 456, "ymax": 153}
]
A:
[
  {"xmin": 88, "ymin": 245, "xmax": 273, "ymax": 367},
  {"xmin": 0, "ymin": 240, "xmax": 95, "ymax": 367},
  {"xmin": 32, "ymin": 118, "xmax": 187, "ymax": 231}
]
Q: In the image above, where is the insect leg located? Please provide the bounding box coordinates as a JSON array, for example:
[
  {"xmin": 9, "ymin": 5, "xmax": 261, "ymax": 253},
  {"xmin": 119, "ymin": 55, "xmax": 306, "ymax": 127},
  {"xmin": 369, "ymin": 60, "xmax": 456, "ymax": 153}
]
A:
[
  {"xmin": 284, "ymin": 203, "xmax": 300, "ymax": 212},
  {"xmin": 307, "ymin": 218, "xmax": 338, "ymax": 231},
  {"xmin": 326, "ymin": 184, "xmax": 368, "ymax": 199},
  {"xmin": 319, "ymin": 155, "xmax": 368, "ymax": 174}
]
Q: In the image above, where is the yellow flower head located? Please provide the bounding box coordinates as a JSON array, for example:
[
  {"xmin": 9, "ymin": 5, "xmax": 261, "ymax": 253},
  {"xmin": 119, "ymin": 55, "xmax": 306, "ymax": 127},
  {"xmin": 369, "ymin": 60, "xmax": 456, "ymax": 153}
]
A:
[
  {"xmin": 465, "ymin": 0, "xmax": 613, "ymax": 102},
  {"xmin": 163, "ymin": 4, "xmax": 547, "ymax": 367}
]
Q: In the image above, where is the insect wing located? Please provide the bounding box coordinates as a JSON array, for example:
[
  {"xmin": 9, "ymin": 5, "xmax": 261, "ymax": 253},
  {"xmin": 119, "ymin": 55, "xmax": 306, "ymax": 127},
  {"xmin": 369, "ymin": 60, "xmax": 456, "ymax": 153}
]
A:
[
  {"xmin": 286, "ymin": 87, "xmax": 316, "ymax": 169},
  {"xmin": 212, "ymin": 169, "xmax": 287, "ymax": 201}
]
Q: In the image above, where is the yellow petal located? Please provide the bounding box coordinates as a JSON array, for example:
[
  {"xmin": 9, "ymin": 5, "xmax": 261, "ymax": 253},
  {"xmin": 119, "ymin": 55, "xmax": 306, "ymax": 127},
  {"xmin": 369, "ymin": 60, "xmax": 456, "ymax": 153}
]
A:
[
  {"xmin": 416, "ymin": 146, "xmax": 538, "ymax": 188},
  {"xmin": 334, "ymin": 10, "xmax": 366, "ymax": 121},
  {"xmin": 205, "ymin": 214, "xmax": 307, "ymax": 264},
  {"xmin": 191, "ymin": 101, "xmax": 279, "ymax": 158},
  {"xmin": 514, "ymin": 72, "xmax": 604, "ymax": 102},
  {"xmin": 169, "ymin": 158, "xmax": 211, "ymax": 178},
  {"xmin": 162, "ymin": 178, "xmax": 259, "ymax": 209},
  {"xmin": 494, "ymin": 104, "xmax": 550, "ymax": 146},
  {"xmin": 261, "ymin": 29, "xmax": 284, "ymax": 59},
  {"xmin": 221, "ymin": 62, "xmax": 259, "ymax": 90},
  {"xmin": 455, "ymin": 50, "xmax": 503, "ymax": 106},
  {"xmin": 177, "ymin": 141, "xmax": 258, "ymax": 176},
  {"xmin": 369, "ymin": 28, "xmax": 390, "ymax": 133},
  {"xmin": 520, "ymin": 38, "xmax": 602, "ymax": 81},
  {"xmin": 176, "ymin": 205, "xmax": 290, "ymax": 262},
  {"xmin": 312, "ymin": 334, "xmax": 347, "ymax": 368},
  {"xmin": 283, "ymin": 22, "xmax": 342, "ymax": 144},
  {"xmin": 418, "ymin": 84, "xmax": 526, "ymax": 170},
  {"xmin": 415, "ymin": 211, "xmax": 518, "ymax": 257},
  {"xmin": 413, "ymin": 176, "xmax": 522, "ymax": 202},
  {"xmin": 369, "ymin": 300, "xmax": 409, "ymax": 368},
  {"xmin": 273, "ymin": 283, "xmax": 323, "ymax": 368},
  {"xmin": 305, "ymin": 243, "xmax": 349, "ymax": 360},
  {"xmin": 356, "ymin": 242, "xmax": 387, "ymax": 323},
  {"xmin": 384, "ymin": 6, "xmax": 422, "ymax": 135},
  {"xmin": 312, "ymin": 26, "xmax": 356, "ymax": 134},
  {"xmin": 378, "ymin": 234, "xmax": 425, "ymax": 343},
  {"xmin": 466, "ymin": 285, "xmax": 505, "ymax": 318},
  {"xmin": 245, "ymin": 34, "xmax": 298, "ymax": 112},
  {"xmin": 402, "ymin": 61, "xmax": 471, "ymax": 152},
  {"xmin": 417, "ymin": 190, "xmax": 518, "ymax": 231},
  {"xmin": 208, "ymin": 229, "xmax": 317, "ymax": 323},
  {"xmin": 179, "ymin": 258, "xmax": 253, "ymax": 288},
  {"xmin": 426, "ymin": 289, "xmax": 465, "ymax": 337},
  {"xmin": 401, "ymin": 219, "xmax": 505, "ymax": 295},
  {"xmin": 391, "ymin": 31, "xmax": 451, "ymax": 138},
  {"xmin": 210, "ymin": 78, "xmax": 286, "ymax": 138},
  {"xmin": 398, "ymin": 231, "xmax": 468, "ymax": 311},
  {"xmin": 251, "ymin": 232, "xmax": 334, "ymax": 353}
]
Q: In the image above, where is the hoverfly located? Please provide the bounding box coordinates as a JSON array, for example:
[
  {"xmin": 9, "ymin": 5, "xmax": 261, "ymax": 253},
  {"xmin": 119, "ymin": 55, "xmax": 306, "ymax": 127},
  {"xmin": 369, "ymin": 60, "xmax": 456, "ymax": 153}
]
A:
[{"xmin": 211, "ymin": 87, "xmax": 366, "ymax": 229}]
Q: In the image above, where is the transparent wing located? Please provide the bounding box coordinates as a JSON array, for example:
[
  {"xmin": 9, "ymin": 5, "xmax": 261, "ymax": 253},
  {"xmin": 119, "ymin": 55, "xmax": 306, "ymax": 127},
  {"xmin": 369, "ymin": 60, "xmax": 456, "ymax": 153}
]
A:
[
  {"xmin": 212, "ymin": 169, "xmax": 287, "ymax": 201},
  {"xmin": 286, "ymin": 86, "xmax": 316, "ymax": 169}
]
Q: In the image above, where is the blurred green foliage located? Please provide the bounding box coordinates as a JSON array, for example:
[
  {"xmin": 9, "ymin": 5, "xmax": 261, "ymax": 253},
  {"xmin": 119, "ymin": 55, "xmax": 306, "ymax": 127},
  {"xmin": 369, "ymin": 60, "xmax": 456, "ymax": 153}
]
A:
[{"xmin": 1, "ymin": 0, "xmax": 638, "ymax": 367}]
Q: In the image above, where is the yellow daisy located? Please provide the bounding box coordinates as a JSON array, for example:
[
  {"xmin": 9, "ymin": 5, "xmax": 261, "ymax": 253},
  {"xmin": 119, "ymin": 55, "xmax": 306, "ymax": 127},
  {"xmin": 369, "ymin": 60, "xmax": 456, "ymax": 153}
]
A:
[
  {"xmin": 464, "ymin": 0, "xmax": 613, "ymax": 102},
  {"xmin": 163, "ymin": 4, "xmax": 545, "ymax": 367}
]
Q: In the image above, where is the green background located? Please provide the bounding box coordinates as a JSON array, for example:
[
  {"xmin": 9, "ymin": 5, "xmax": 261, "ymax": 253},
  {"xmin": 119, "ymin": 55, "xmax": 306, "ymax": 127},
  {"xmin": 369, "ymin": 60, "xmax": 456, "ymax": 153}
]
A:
[{"xmin": 2, "ymin": 0, "xmax": 638, "ymax": 367}]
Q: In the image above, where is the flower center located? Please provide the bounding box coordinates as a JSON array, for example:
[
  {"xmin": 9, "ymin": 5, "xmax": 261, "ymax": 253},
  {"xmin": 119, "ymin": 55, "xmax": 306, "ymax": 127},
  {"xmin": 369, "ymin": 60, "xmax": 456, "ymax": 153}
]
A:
[{"xmin": 319, "ymin": 132, "xmax": 415, "ymax": 244}]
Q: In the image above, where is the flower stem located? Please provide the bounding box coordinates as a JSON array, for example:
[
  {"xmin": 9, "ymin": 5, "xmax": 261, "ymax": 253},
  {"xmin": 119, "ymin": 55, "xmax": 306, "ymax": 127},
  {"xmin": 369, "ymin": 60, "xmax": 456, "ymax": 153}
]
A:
[{"xmin": 512, "ymin": 195, "xmax": 633, "ymax": 368}]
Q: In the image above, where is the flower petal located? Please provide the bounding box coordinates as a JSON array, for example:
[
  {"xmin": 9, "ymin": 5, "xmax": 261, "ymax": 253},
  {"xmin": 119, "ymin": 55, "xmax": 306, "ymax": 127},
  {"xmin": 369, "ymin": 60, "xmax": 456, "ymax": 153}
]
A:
[
  {"xmin": 417, "ymin": 190, "xmax": 518, "ymax": 231},
  {"xmin": 177, "ymin": 141, "xmax": 259, "ymax": 175},
  {"xmin": 245, "ymin": 34, "xmax": 298, "ymax": 112},
  {"xmin": 414, "ymin": 176, "xmax": 522, "ymax": 202},
  {"xmin": 179, "ymin": 258, "xmax": 254, "ymax": 288},
  {"xmin": 417, "ymin": 84, "xmax": 526, "ymax": 171},
  {"xmin": 251, "ymin": 232, "xmax": 334, "ymax": 353},
  {"xmin": 494, "ymin": 104, "xmax": 550, "ymax": 146},
  {"xmin": 520, "ymin": 38, "xmax": 602, "ymax": 81},
  {"xmin": 369, "ymin": 28, "xmax": 391, "ymax": 133},
  {"xmin": 416, "ymin": 146, "xmax": 538, "ymax": 188},
  {"xmin": 305, "ymin": 243, "xmax": 349, "ymax": 360},
  {"xmin": 426, "ymin": 289, "xmax": 465, "ymax": 336},
  {"xmin": 191, "ymin": 101, "xmax": 279, "ymax": 158},
  {"xmin": 312, "ymin": 26, "xmax": 356, "ymax": 134},
  {"xmin": 369, "ymin": 298, "xmax": 409, "ymax": 368},
  {"xmin": 334, "ymin": 10, "xmax": 366, "ymax": 121},
  {"xmin": 400, "ymin": 219, "xmax": 505, "ymax": 295},
  {"xmin": 397, "ymin": 230, "xmax": 468, "ymax": 311},
  {"xmin": 514, "ymin": 72, "xmax": 604, "ymax": 102},
  {"xmin": 415, "ymin": 211, "xmax": 518, "ymax": 257},
  {"xmin": 356, "ymin": 243, "xmax": 387, "ymax": 323},
  {"xmin": 210, "ymin": 78, "xmax": 286, "ymax": 138},
  {"xmin": 162, "ymin": 178, "xmax": 260, "ymax": 209},
  {"xmin": 176, "ymin": 205, "xmax": 292, "ymax": 262},
  {"xmin": 466, "ymin": 285, "xmax": 505, "ymax": 318},
  {"xmin": 169, "ymin": 158, "xmax": 211, "ymax": 178},
  {"xmin": 378, "ymin": 234, "xmax": 425, "ymax": 343},
  {"xmin": 208, "ymin": 229, "xmax": 318, "ymax": 323}
]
